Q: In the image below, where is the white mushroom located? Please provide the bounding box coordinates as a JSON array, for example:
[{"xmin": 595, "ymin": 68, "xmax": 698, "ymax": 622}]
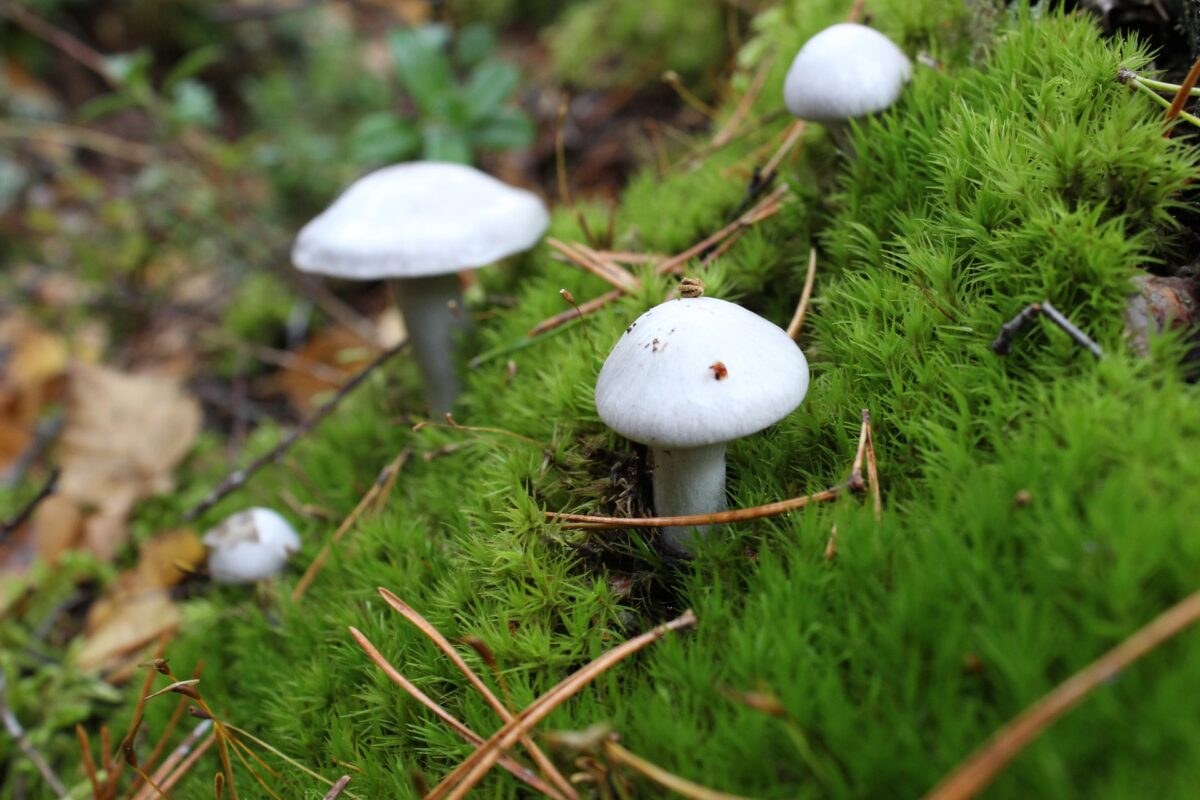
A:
[
  {"xmin": 202, "ymin": 507, "xmax": 301, "ymax": 584},
  {"xmin": 783, "ymin": 23, "xmax": 911, "ymax": 149},
  {"xmin": 595, "ymin": 294, "xmax": 809, "ymax": 553},
  {"xmin": 292, "ymin": 162, "xmax": 549, "ymax": 413}
]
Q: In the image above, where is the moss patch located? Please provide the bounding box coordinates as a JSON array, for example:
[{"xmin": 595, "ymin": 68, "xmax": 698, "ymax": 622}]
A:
[{"xmin": 123, "ymin": 4, "xmax": 1200, "ymax": 799}]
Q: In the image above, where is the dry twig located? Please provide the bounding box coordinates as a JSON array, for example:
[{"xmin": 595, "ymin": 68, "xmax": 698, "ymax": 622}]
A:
[
  {"xmin": 603, "ymin": 739, "xmax": 757, "ymax": 800},
  {"xmin": 925, "ymin": 586, "xmax": 1200, "ymax": 800},
  {"xmin": 184, "ymin": 340, "xmax": 408, "ymax": 522},
  {"xmin": 989, "ymin": 302, "xmax": 1103, "ymax": 360},
  {"xmin": 322, "ymin": 775, "xmax": 352, "ymax": 800}
]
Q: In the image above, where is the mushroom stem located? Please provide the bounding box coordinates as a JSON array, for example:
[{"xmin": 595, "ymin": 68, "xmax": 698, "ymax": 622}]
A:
[
  {"xmin": 650, "ymin": 442, "xmax": 727, "ymax": 553},
  {"xmin": 391, "ymin": 274, "xmax": 470, "ymax": 414}
]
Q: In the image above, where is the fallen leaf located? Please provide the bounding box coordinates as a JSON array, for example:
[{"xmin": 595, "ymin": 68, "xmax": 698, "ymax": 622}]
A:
[
  {"xmin": 0, "ymin": 315, "xmax": 69, "ymax": 469},
  {"xmin": 77, "ymin": 589, "xmax": 179, "ymax": 672},
  {"xmin": 272, "ymin": 327, "xmax": 378, "ymax": 415},
  {"xmin": 31, "ymin": 494, "xmax": 83, "ymax": 563},
  {"xmin": 58, "ymin": 364, "xmax": 201, "ymax": 525},
  {"xmin": 137, "ymin": 529, "xmax": 205, "ymax": 588}
]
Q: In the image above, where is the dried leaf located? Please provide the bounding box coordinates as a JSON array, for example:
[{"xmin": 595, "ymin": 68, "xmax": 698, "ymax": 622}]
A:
[
  {"xmin": 31, "ymin": 494, "xmax": 84, "ymax": 563},
  {"xmin": 137, "ymin": 529, "xmax": 205, "ymax": 588},
  {"xmin": 77, "ymin": 589, "xmax": 179, "ymax": 672},
  {"xmin": 272, "ymin": 327, "xmax": 378, "ymax": 415},
  {"xmin": 59, "ymin": 365, "xmax": 201, "ymax": 522}
]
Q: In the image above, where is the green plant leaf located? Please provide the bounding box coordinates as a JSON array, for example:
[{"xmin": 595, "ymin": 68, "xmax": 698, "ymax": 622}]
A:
[
  {"xmin": 461, "ymin": 60, "xmax": 521, "ymax": 121},
  {"xmin": 348, "ymin": 112, "xmax": 421, "ymax": 164},
  {"xmin": 454, "ymin": 23, "xmax": 497, "ymax": 68},
  {"xmin": 163, "ymin": 45, "xmax": 224, "ymax": 95},
  {"xmin": 389, "ymin": 25, "xmax": 455, "ymax": 117},
  {"xmin": 470, "ymin": 107, "xmax": 535, "ymax": 151},
  {"xmin": 169, "ymin": 80, "xmax": 219, "ymax": 128},
  {"xmin": 103, "ymin": 50, "xmax": 153, "ymax": 91},
  {"xmin": 421, "ymin": 124, "xmax": 473, "ymax": 164},
  {"xmin": 76, "ymin": 91, "xmax": 142, "ymax": 122}
]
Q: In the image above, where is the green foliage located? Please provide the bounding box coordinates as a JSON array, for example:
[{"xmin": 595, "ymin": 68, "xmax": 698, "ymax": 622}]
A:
[
  {"xmin": 347, "ymin": 23, "xmax": 535, "ymax": 167},
  {"xmin": 79, "ymin": 46, "xmax": 222, "ymax": 134},
  {"xmin": 546, "ymin": 0, "xmax": 729, "ymax": 90}
]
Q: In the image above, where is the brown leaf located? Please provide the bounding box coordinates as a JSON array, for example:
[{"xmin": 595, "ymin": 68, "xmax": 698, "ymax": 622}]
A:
[
  {"xmin": 272, "ymin": 327, "xmax": 378, "ymax": 415},
  {"xmin": 77, "ymin": 589, "xmax": 179, "ymax": 672},
  {"xmin": 136, "ymin": 529, "xmax": 205, "ymax": 588},
  {"xmin": 31, "ymin": 494, "xmax": 84, "ymax": 564},
  {"xmin": 59, "ymin": 365, "xmax": 201, "ymax": 522}
]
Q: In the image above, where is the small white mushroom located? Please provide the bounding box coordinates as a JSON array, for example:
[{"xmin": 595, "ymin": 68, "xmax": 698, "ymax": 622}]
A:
[
  {"xmin": 202, "ymin": 507, "xmax": 301, "ymax": 584},
  {"xmin": 783, "ymin": 23, "xmax": 911, "ymax": 149},
  {"xmin": 292, "ymin": 162, "xmax": 549, "ymax": 413},
  {"xmin": 595, "ymin": 295, "xmax": 809, "ymax": 553}
]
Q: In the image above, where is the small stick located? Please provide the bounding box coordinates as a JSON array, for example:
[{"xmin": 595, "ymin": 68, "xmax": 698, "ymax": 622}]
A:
[
  {"xmin": 377, "ymin": 589, "xmax": 578, "ymax": 800},
  {"xmin": 0, "ymin": 2, "xmax": 116, "ymax": 86},
  {"xmin": 348, "ymin": 628, "xmax": 566, "ymax": 800},
  {"xmin": 0, "ymin": 468, "xmax": 58, "ymax": 544},
  {"xmin": 603, "ymin": 739, "xmax": 756, "ymax": 800},
  {"xmin": 426, "ymin": 611, "xmax": 698, "ymax": 800},
  {"xmin": 290, "ymin": 450, "xmax": 411, "ymax": 603},
  {"xmin": 0, "ymin": 119, "xmax": 154, "ymax": 163},
  {"xmin": 183, "ymin": 340, "xmax": 407, "ymax": 522},
  {"xmin": 785, "ymin": 248, "xmax": 819, "ymax": 340},
  {"xmin": 924, "ymin": 585, "xmax": 1200, "ymax": 800},
  {"xmin": 0, "ymin": 669, "xmax": 66, "ymax": 797},
  {"xmin": 989, "ymin": 302, "xmax": 1103, "ymax": 360},
  {"xmin": 323, "ymin": 776, "xmax": 352, "ymax": 800}
]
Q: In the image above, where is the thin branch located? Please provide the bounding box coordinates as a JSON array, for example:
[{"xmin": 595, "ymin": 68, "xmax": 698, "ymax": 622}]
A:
[
  {"xmin": 0, "ymin": 2, "xmax": 116, "ymax": 86},
  {"xmin": 426, "ymin": 611, "xmax": 698, "ymax": 800},
  {"xmin": 603, "ymin": 740, "xmax": 757, "ymax": 800},
  {"xmin": 925, "ymin": 586, "xmax": 1200, "ymax": 800},
  {"xmin": 183, "ymin": 340, "xmax": 408, "ymax": 522},
  {"xmin": 785, "ymin": 248, "xmax": 818, "ymax": 340},
  {"xmin": 989, "ymin": 302, "xmax": 1103, "ymax": 360},
  {"xmin": 347, "ymin": 628, "xmax": 566, "ymax": 800},
  {"xmin": 0, "ymin": 468, "xmax": 58, "ymax": 544},
  {"xmin": 0, "ymin": 668, "xmax": 67, "ymax": 797},
  {"xmin": 0, "ymin": 119, "xmax": 154, "ymax": 162},
  {"xmin": 376, "ymin": 589, "xmax": 578, "ymax": 800},
  {"xmin": 291, "ymin": 450, "xmax": 411, "ymax": 603}
]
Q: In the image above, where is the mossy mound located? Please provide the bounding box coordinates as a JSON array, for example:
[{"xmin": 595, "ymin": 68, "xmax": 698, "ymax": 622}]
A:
[{"xmin": 134, "ymin": 3, "xmax": 1200, "ymax": 798}]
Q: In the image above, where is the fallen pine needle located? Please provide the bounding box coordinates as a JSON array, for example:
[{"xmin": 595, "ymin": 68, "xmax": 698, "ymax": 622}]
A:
[
  {"xmin": 426, "ymin": 610, "xmax": 698, "ymax": 800},
  {"xmin": 291, "ymin": 450, "xmax": 411, "ymax": 603},
  {"xmin": 323, "ymin": 776, "xmax": 352, "ymax": 800},
  {"xmin": 924, "ymin": 585, "xmax": 1200, "ymax": 800},
  {"xmin": 603, "ymin": 739, "xmax": 758, "ymax": 800},
  {"xmin": 377, "ymin": 589, "xmax": 577, "ymax": 800},
  {"xmin": 347, "ymin": 628, "xmax": 566, "ymax": 800},
  {"xmin": 785, "ymin": 248, "xmax": 818, "ymax": 340}
]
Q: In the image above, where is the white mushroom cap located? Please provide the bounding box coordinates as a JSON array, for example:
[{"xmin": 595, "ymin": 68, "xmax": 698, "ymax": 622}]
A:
[
  {"xmin": 783, "ymin": 23, "xmax": 912, "ymax": 122},
  {"xmin": 202, "ymin": 507, "xmax": 301, "ymax": 584},
  {"xmin": 595, "ymin": 297, "xmax": 809, "ymax": 448},
  {"xmin": 292, "ymin": 162, "xmax": 549, "ymax": 280}
]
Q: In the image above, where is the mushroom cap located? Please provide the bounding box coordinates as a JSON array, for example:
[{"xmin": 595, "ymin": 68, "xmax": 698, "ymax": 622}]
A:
[
  {"xmin": 202, "ymin": 507, "xmax": 301, "ymax": 584},
  {"xmin": 783, "ymin": 23, "xmax": 912, "ymax": 122},
  {"xmin": 292, "ymin": 162, "xmax": 549, "ymax": 280},
  {"xmin": 595, "ymin": 297, "xmax": 809, "ymax": 449}
]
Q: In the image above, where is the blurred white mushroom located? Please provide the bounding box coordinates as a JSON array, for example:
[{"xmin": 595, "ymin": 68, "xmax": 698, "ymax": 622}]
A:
[{"xmin": 202, "ymin": 507, "xmax": 301, "ymax": 584}]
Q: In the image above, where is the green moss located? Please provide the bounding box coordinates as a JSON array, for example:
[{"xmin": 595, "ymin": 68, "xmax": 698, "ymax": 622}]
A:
[{"xmin": 69, "ymin": 4, "xmax": 1200, "ymax": 800}]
